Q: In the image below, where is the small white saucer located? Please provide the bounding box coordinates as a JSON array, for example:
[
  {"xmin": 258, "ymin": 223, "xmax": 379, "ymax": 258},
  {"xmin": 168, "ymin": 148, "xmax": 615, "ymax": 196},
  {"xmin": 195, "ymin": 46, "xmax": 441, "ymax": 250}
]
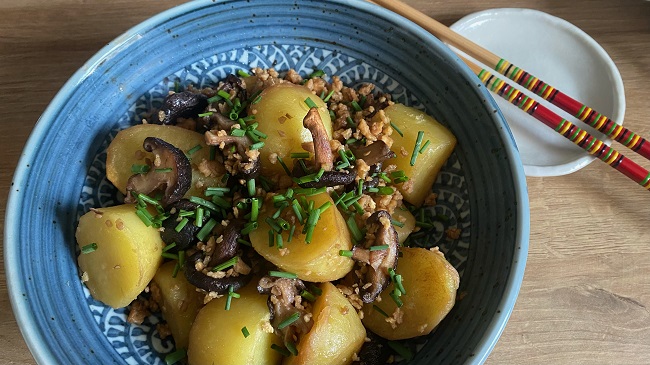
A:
[{"xmin": 451, "ymin": 8, "xmax": 625, "ymax": 177}]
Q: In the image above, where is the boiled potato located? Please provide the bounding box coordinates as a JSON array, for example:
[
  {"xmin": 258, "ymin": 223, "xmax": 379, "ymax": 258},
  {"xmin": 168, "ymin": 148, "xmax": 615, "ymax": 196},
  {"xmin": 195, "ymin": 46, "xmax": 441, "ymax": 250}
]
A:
[
  {"xmin": 152, "ymin": 261, "xmax": 203, "ymax": 350},
  {"xmin": 361, "ymin": 247, "xmax": 459, "ymax": 340},
  {"xmin": 106, "ymin": 123, "xmax": 223, "ymax": 198},
  {"xmin": 248, "ymin": 83, "xmax": 332, "ymax": 175},
  {"xmin": 187, "ymin": 284, "xmax": 282, "ymax": 365},
  {"xmin": 391, "ymin": 206, "xmax": 416, "ymax": 245},
  {"xmin": 76, "ymin": 204, "xmax": 165, "ymax": 308},
  {"xmin": 384, "ymin": 104, "xmax": 456, "ymax": 206},
  {"xmin": 249, "ymin": 192, "xmax": 354, "ymax": 282},
  {"xmin": 284, "ymin": 282, "xmax": 366, "ymax": 365}
]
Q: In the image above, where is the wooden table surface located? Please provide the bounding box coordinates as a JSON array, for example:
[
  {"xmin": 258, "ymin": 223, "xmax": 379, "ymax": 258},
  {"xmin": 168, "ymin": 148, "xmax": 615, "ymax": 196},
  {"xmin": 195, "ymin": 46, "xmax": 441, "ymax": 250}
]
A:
[{"xmin": 1, "ymin": 0, "xmax": 649, "ymax": 364}]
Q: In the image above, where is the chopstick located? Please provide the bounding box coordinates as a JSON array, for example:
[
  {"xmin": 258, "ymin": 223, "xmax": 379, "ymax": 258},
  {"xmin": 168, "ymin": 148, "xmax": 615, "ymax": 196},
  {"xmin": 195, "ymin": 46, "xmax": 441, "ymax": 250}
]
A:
[
  {"xmin": 458, "ymin": 54, "xmax": 650, "ymax": 190},
  {"xmin": 372, "ymin": 0, "xmax": 650, "ymax": 161}
]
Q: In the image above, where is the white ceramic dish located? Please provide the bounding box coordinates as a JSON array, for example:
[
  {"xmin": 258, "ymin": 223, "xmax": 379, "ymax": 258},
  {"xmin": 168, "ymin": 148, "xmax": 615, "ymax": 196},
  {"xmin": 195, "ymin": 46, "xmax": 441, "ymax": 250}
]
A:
[{"xmin": 451, "ymin": 8, "xmax": 625, "ymax": 176}]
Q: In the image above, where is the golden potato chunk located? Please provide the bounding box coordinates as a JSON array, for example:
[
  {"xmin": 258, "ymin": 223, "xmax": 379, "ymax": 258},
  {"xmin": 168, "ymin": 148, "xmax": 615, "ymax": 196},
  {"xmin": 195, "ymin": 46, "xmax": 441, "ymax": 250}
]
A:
[
  {"xmin": 391, "ymin": 205, "xmax": 416, "ymax": 245},
  {"xmin": 249, "ymin": 192, "xmax": 354, "ymax": 282},
  {"xmin": 284, "ymin": 282, "xmax": 366, "ymax": 365},
  {"xmin": 187, "ymin": 284, "xmax": 282, "ymax": 365},
  {"xmin": 384, "ymin": 104, "xmax": 456, "ymax": 206},
  {"xmin": 76, "ymin": 204, "xmax": 164, "ymax": 308},
  {"xmin": 362, "ymin": 247, "xmax": 459, "ymax": 340},
  {"xmin": 106, "ymin": 123, "xmax": 223, "ymax": 198},
  {"xmin": 152, "ymin": 261, "xmax": 203, "ymax": 350},
  {"xmin": 248, "ymin": 83, "xmax": 332, "ymax": 175}
]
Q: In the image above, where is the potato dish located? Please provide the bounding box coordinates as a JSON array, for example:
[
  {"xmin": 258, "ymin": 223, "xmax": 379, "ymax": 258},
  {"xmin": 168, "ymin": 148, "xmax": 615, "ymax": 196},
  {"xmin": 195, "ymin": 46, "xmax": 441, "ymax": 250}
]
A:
[{"xmin": 76, "ymin": 68, "xmax": 459, "ymax": 364}]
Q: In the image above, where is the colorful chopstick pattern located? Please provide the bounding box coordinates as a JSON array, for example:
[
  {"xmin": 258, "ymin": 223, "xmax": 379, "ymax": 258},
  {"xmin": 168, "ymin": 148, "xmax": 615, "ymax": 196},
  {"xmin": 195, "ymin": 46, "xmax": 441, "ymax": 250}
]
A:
[
  {"xmin": 494, "ymin": 58, "xmax": 650, "ymax": 160},
  {"xmin": 478, "ymin": 68, "xmax": 650, "ymax": 190}
]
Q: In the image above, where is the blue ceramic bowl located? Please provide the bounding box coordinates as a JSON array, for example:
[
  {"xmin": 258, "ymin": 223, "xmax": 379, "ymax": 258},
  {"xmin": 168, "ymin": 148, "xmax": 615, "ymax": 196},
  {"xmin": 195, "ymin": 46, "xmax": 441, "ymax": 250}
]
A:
[{"xmin": 5, "ymin": 0, "xmax": 529, "ymax": 364}]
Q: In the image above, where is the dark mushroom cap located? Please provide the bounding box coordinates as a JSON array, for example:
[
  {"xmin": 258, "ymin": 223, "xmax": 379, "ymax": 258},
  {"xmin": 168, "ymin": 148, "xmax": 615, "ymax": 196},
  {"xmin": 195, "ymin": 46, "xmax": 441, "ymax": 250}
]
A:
[
  {"xmin": 204, "ymin": 132, "xmax": 261, "ymax": 179},
  {"xmin": 160, "ymin": 199, "xmax": 206, "ymax": 252},
  {"xmin": 351, "ymin": 210, "xmax": 399, "ymax": 303},
  {"xmin": 352, "ymin": 330, "xmax": 392, "ymax": 365},
  {"xmin": 153, "ymin": 91, "xmax": 209, "ymax": 126},
  {"xmin": 125, "ymin": 137, "xmax": 192, "ymax": 207},
  {"xmin": 257, "ymin": 276, "xmax": 313, "ymax": 345},
  {"xmin": 184, "ymin": 251, "xmax": 251, "ymax": 294},
  {"xmin": 292, "ymin": 163, "xmax": 357, "ymax": 188},
  {"xmin": 350, "ymin": 141, "xmax": 396, "ymax": 167},
  {"xmin": 208, "ymin": 219, "xmax": 245, "ymax": 267}
]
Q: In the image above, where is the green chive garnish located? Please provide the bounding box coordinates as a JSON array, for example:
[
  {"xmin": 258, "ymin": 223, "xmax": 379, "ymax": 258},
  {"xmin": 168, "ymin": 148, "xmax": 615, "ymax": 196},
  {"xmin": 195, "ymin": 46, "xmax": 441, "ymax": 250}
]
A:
[
  {"xmin": 174, "ymin": 217, "xmax": 189, "ymax": 232},
  {"xmin": 378, "ymin": 186, "xmax": 394, "ymax": 195},
  {"xmin": 187, "ymin": 144, "xmax": 202, "ymax": 155},
  {"xmin": 189, "ymin": 196, "xmax": 219, "ymax": 212},
  {"xmin": 197, "ymin": 112, "xmax": 213, "ymax": 118},
  {"xmin": 213, "ymin": 256, "xmax": 238, "ymax": 272},
  {"xmin": 301, "ymin": 290, "xmax": 317, "ymax": 302},
  {"xmin": 231, "ymin": 128, "xmax": 246, "ymax": 137},
  {"xmin": 370, "ymin": 245, "xmax": 390, "ymax": 251},
  {"xmin": 237, "ymin": 69, "xmax": 251, "ymax": 77},
  {"xmin": 309, "ymin": 69, "xmax": 325, "ymax": 78},
  {"xmin": 339, "ymin": 249, "xmax": 354, "ymax": 257},
  {"xmin": 164, "ymin": 348, "xmax": 187, "ymax": 365},
  {"xmin": 277, "ymin": 312, "xmax": 301, "ymax": 329},
  {"xmin": 131, "ymin": 164, "xmax": 150, "ymax": 174},
  {"xmin": 81, "ymin": 243, "xmax": 97, "ymax": 254},
  {"xmin": 247, "ymin": 179, "xmax": 256, "ymax": 197},
  {"xmin": 286, "ymin": 340, "xmax": 298, "ymax": 356},
  {"xmin": 346, "ymin": 216, "xmax": 363, "ymax": 242},
  {"xmin": 250, "ymin": 141, "xmax": 265, "ymax": 150},
  {"xmin": 162, "ymin": 242, "xmax": 177, "ymax": 252},
  {"xmin": 269, "ymin": 270, "xmax": 298, "ymax": 279},
  {"xmin": 419, "ymin": 139, "xmax": 431, "ymax": 154},
  {"xmin": 304, "ymin": 97, "xmax": 318, "ymax": 109},
  {"xmin": 196, "ymin": 218, "xmax": 217, "ymax": 241},
  {"xmin": 241, "ymin": 221, "xmax": 258, "ymax": 235},
  {"xmin": 351, "ymin": 100, "xmax": 362, "ymax": 112},
  {"xmin": 250, "ymin": 198, "xmax": 259, "ymax": 222},
  {"xmin": 162, "ymin": 252, "xmax": 179, "ymax": 260},
  {"xmin": 390, "ymin": 288, "xmax": 403, "ymax": 307},
  {"xmin": 217, "ymin": 90, "xmax": 231, "ymax": 99},
  {"xmin": 207, "ymin": 95, "xmax": 222, "ymax": 104},
  {"xmin": 323, "ymin": 90, "xmax": 334, "ymax": 102},
  {"xmin": 270, "ymin": 344, "xmax": 291, "ymax": 357},
  {"xmin": 241, "ymin": 326, "xmax": 250, "ymax": 338},
  {"xmin": 225, "ymin": 285, "xmax": 236, "ymax": 310},
  {"xmin": 290, "ymin": 152, "xmax": 310, "ymax": 159},
  {"xmin": 410, "ymin": 131, "xmax": 425, "ymax": 166},
  {"xmin": 373, "ymin": 304, "xmax": 390, "ymax": 317},
  {"xmin": 390, "ymin": 122, "xmax": 404, "ymax": 137},
  {"xmin": 391, "ymin": 219, "xmax": 405, "ymax": 228},
  {"xmin": 277, "ymin": 156, "xmax": 291, "ymax": 176}
]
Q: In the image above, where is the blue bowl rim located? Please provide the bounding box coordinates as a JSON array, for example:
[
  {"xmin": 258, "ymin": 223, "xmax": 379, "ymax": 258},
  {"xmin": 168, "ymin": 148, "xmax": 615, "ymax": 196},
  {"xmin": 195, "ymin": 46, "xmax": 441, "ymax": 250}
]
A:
[{"xmin": 4, "ymin": 0, "xmax": 530, "ymax": 364}]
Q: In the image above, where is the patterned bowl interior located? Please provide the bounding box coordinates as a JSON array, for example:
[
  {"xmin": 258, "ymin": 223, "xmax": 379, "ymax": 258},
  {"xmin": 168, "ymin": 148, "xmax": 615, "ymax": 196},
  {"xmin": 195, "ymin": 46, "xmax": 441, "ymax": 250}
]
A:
[{"xmin": 5, "ymin": 1, "xmax": 529, "ymax": 364}]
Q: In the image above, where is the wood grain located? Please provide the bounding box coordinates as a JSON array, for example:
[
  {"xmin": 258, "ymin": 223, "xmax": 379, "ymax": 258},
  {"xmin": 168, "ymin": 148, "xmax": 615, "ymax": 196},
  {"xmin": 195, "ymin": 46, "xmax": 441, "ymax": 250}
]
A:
[{"xmin": 1, "ymin": 1, "xmax": 649, "ymax": 364}]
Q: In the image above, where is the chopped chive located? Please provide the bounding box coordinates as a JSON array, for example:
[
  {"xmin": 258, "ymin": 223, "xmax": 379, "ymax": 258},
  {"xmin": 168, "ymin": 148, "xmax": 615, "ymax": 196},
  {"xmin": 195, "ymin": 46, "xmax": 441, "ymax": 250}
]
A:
[
  {"xmin": 252, "ymin": 94, "xmax": 262, "ymax": 104},
  {"xmin": 225, "ymin": 285, "xmax": 236, "ymax": 310},
  {"xmin": 164, "ymin": 348, "xmax": 187, "ymax": 365},
  {"xmin": 351, "ymin": 100, "xmax": 362, "ymax": 112},
  {"xmin": 373, "ymin": 304, "xmax": 390, "ymax": 317},
  {"xmin": 345, "ymin": 138, "xmax": 357, "ymax": 145},
  {"xmin": 237, "ymin": 238, "xmax": 251, "ymax": 246},
  {"xmin": 250, "ymin": 198, "xmax": 259, "ymax": 222},
  {"xmin": 205, "ymin": 187, "xmax": 230, "ymax": 196},
  {"xmin": 276, "ymin": 232, "xmax": 284, "ymax": 248},
  {"xmin": 318, "ymin": 201, "xmax": 331, "ymax": 213},
  {"xmin": 291, "ymin": 200, "xmax": 305, "ymax": 224},
  {"xmin": 346, "ymin": 116, "xmax": 355, "ymax": 127},
  {"xmin": 277, "ymin": 312, "xmax": 301, "ymax": 329},
  {"xmin": 237, "ymin": 69, "xmax": 251, "ymax": 77},
  {"xmin": 368, "ymin": 187, "xmax": 379, "ymax": 193},
  {"xmin": 137, "ymin": 193, "xmax": 160, "ymax": 206},
  {"xmin": 378, "ymin": 186, "xmax": 394, "ymax": 195},
  {"xmin": 162, "ymin": 242, "xmax": 177, "ymax": 253},
  {"xmin": 391, "ymin": 219, "xmax": 405, "ymax": 228},
  {"xmin": 171, "ymin": 261, "xmax": 181, "ymax": 278},
  {"xmin": 187, "ymin": 144, "xmax": 202, "ymax": 155},
  {"xmin": 241, "ymin": 326, "xmax": 250, "ymax": 338},
  {"xmin": 271, "ymin": 344, "xmax": 291, "ymax": 357},
  {"xmin": 323, "ymin": 90, "xmax": 335, "ymax": 102},
  {"xmin": 391, "ymin": 170, "xmax": 406, "ymax": 178},
  {"xmin": 276, "ymin": 155, "xmax": 292, "ymax": 176},
  {"xmin": 346, "ymin": 216, "xmax": 363, "ymax": 242},
  {"xmin": 81, "ymin": 243, "xmax": 97, "ymax": 254},
  {"xmin": 241, "ymin": 221, "xmax": 258, "ymax": 235},
  {"xmin": 410, "ymin": 131, "xmax": 425, "ymax": 166},
  {"xmin": 290, "ymin": 152, "xmax": 310, "ymax": 159},
  {"xmin": 329, "ymin": 109, "xmax": 336, "ymax": 120},
  {"xmin": 196, "ymin": 218, "xmax": 217, "ymax": 241},
  {"xmin": 131, "ymin": 164, "xmax": 150, "ymax": 174},
  {"xmin": 339, "ymin": 249, "xmax": 354, "ymax": 257},
  {"xmin": 189, "ymin": 196, "xmax": 219, "ymax": 212},
  {"xmin": 162, "ymin": 252, "xmax": 179, "ymax": 260},
  {"xmin": 390, "ymin": 122, "xmax": 404, "ymax": 137},
  {"xmin": 394, "ymin": 274, "xmax": 406, "ymax": 295},
  {"xmin": 251, "ymin": 129, "xmax": 267, "ymax": 139},
  {"xmin": 304, "ymin": 97, "xmax": 318, "ymax": 109},
  {"xmin": 301, "ymin": 290, "xmax": 317, "ymax": 302},
  {"xmin": 276, "ymin": 217, "xmax": 290, "ymax": 230},
  {"xmin": 173, "ymin": 80, "xmax": 180, "ymax": 93},
  {"xmin": 268, "ymin": 229, "xmax": 275, "ymax": 247},
  {"xmin": 198, "ymin": 112, "xmax": 213, "ymax": 118},
  {"xmin": 250, "ymin": 141, "xmax": 265, "ymax": 150},
  {"xmin": 370, "ymin": 244, "xmax": 390, "ymax": 251},
  {"xmin": 393, "ymin": 176, "xmax": 409, "ymax": 184},
  {"xmin": 387, "ymin": 341, "xmax": 413, "ymax": 361},
  {"xmin": 212, "ymin": 256, "xmax": 239, "ymax": 272},
  {"xmin": 419, "ymin": 139, "xmax": 431, "ymax": 154},
  {"xmin": 359, "ymin": 94, "xmax": 367, "ymax": 107},
  {"xmin": 269, "ymin": 271, "xmax": 298, "ymax": 279},
  {"xmin": 415, "ymin": 221, "xmax": 434, "ymax": 229},
  {"xmin": 154, "ymin": 167, "xmax": 173, "ymax": 173},
  {"xmin": 231, "ymin": 128, "xmax": 246, "ymax": 137},
  {"xmin": 357, "ymin": 179, "xmax": 363, "ymax": 196},
  {"xmin": 207, "ymin": 95, "xmax": 222, "ymax": 104},
  {"xmin": 247, "ymin": 179, "xmax": 256, "ymax": 197},
  {"xmin": 309, "ymin": 69, "xmax": 325, "ymax": 78},
  {"xmin": 135, "ymin": 208, "xmax": 153, "ymax": 227},
  {"xmin": 308, "ymin": 284, "xmax": 323, "ymax": 296},
  {"xmin": 175, "ymin": 217, "xmax": 189, "ymax": 232},
  {"xmin": 265, "ymin": 216, "xmax": 282, "ymax": 233},
  {"xmin": 286, "ymin": 340, "xmax": 298, "ymax": 356},
  {"xmin": 210, "ymin": 146, "xmax": 217, "ymax": 161},
  {"xmin": 287, "ymin": 224, "xmax": 296, "ymax": 242},
  {"xmin": 194, "ymin": 207, "xmax": 204, "ymax": 227},
  {"xmin": 178, "ymin": 209, "xmax": 195, "ymax": 217},
  {"xmin": 390, "ymin": 288, "xmax": 403, "ymax": 307},
  {"xmin": 217, "ymin": 90, "xmax": 231, "ymax": 99}
]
